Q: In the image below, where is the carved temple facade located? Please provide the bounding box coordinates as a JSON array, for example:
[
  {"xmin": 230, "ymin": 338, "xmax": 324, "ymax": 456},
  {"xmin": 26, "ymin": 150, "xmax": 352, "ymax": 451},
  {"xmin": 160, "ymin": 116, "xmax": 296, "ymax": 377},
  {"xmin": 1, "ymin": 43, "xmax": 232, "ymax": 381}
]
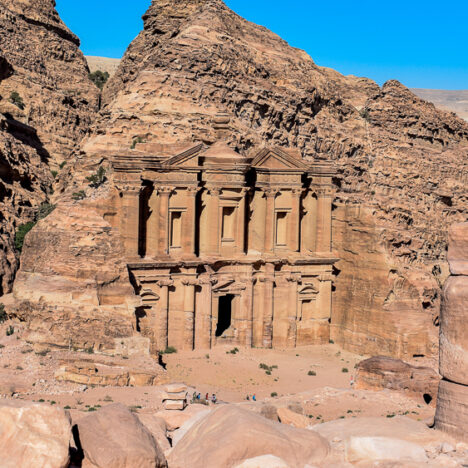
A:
[{"xmin": 111, "ymin": 137, "xmax": 337, "ymax": 353}]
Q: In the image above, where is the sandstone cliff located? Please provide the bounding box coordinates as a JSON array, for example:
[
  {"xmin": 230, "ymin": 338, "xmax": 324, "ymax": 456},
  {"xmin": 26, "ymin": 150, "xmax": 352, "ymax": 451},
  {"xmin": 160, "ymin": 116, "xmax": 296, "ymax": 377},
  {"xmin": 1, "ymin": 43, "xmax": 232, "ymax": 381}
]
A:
[
  {"xmin": 75, "ymin": 0, "xmax": 467, "ymax": 358},
  {"xmin": 0, "ymin": 0, "xmax": 100, "ymax": 293}
]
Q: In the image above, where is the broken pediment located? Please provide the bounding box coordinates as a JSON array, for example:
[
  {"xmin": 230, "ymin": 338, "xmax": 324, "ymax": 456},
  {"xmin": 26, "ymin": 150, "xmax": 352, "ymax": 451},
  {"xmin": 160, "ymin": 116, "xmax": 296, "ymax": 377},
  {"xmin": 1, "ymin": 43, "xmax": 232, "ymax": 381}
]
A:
[{"xmin": 163, "ymin": 143, "xmax": 204, "ymax": 167}]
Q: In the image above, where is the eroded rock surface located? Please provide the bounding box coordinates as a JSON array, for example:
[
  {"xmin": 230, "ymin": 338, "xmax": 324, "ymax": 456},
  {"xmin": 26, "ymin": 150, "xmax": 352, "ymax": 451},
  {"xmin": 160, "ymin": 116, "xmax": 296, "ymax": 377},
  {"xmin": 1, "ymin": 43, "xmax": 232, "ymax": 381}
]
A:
[
  {"xmin": 0, "ymin": 0, "xmax": 99, "ymax": 293},
  {"xmin": 74, "ymin": 0, "xmax": 467, "ymax": 359}
]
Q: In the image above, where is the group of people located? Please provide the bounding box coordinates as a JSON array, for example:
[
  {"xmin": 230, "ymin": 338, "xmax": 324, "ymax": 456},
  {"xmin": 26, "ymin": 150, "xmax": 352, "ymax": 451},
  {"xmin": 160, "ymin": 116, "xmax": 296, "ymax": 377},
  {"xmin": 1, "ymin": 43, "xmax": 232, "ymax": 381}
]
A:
[
  {"xmin": 192, "ymin": 392, "xmax": 217, "ymax": 404},
  {"xmin": 246, "ymin": 394, "xmax": 257, "ymax": 401}
]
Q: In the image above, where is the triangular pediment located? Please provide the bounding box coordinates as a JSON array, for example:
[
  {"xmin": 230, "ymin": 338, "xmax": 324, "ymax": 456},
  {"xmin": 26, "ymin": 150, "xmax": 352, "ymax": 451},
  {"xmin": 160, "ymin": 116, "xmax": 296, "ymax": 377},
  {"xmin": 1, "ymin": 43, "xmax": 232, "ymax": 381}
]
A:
[
  {"xmin": 164, "ymin": 143, "xmax": 204, "ymax": 167},
  {"xmin": 252, "ymin": 147, "xmax": 308, "ymax": 171}
]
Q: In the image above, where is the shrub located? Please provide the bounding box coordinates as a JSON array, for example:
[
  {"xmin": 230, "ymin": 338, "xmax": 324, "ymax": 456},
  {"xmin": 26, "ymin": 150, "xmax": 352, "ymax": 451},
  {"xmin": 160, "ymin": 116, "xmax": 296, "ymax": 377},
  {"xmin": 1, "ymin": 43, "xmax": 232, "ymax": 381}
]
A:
[
  {"xmin": 16, "ymin": 366, "xmax": 23, "ymax": 370},
  {"xmin": 89, "ymin": 70, "xmax": 110, "ymax": 90},
  {"xmin": 360, "ymin": 108, "xmax": 371, "ymax": 121},
  {"xmin": 72, "ymin": 190, "xmax": 86, "ymax": 201},
  {"xmin": 10, "ymin": 91, "xmax": 24, "ymax": 110},
  {"xmin": 50, "ymin": 401, "xmax": 56, "ymax": 405},
  {"xmin": 131, "ymin": 136, "xmax": 145, "ymax": 149},
  {"xmin": 86, "ymin": 166, "xmax": 106, "ymax": 188},
  {"xmin": 228, "ymin": 347, "xmax": 239, "ymax": 354},
  {"xmin": 51, "ymin": 170, "xmax": 58, "ymax": 179},
  {"xmin": 271, "ymin": 392, "xmax": 278, "ymax": 397},
  {"xmin": 36, "ymin": 203, "xmax": 56, "ymax": 221},
  {"xmin": 59, "ymin": 161, "xmax": 67, "ymax": 169},
  {"xmin": 85, "ymin": 347, "xmax": 94, "ymax": 354},
  {"xmin": 38, "ymin": 399, "xmax": 45, "ymax": 403},
  {"xmin": 35, "ymin": 349, "xmax": 50, "ymax": 357},
  {"xmin": 15, "ymin": 221, "xmax": 36, "ymax": 252},
  {"xmin": 342, "ymin": 367, "xmax": 349, "ymax": 373},
  {"xmin": 0, "ymin": 344, "xmax": 4, "ymax": 349},
  {"xmin": 308, "ymin": 370, "xmax": 316, "ymax": 376},
  {"xmin": 162, "ymin": 346, "xmax": 177, "ymax": 354},
  {"xmin": 6, "ymin": 326, "xmax": 14, "ymax": 336},
  {"xmin": 329, "ymin": 339, "xmax": 334, "ymax": 344},
  {"xmin": 64, "ymin": 405, "xmax": 71, "ymax": 409},
  {"xmin": 0, "ymin": 303, "xmax": 6, "ymax": 323}
]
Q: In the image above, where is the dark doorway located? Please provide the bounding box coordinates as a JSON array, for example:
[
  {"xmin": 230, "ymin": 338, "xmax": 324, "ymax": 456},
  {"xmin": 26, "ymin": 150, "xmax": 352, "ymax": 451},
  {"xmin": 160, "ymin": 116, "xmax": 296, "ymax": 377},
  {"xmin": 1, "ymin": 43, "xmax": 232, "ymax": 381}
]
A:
[{"xmin": 216, "ymin": 295, "xmax": 234, "ymax": 337}]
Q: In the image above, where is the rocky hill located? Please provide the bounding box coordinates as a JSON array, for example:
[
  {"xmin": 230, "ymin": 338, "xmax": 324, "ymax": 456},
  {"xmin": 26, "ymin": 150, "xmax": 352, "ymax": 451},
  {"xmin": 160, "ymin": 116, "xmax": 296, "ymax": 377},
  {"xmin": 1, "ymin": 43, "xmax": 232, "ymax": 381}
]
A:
[
  {"xmin": 3, "ymin": 0, "xmax": 468, "ymax": 360},
  {"xmin": 0, "ymin": 0, "xmax": 99, "ymax": 293},
  {"xmin": 72, "ymin": 0, "xmax": 467, "ymax": 358},
  {"xmin": 85, "ymin": 56, "xmax": 121, "ymax": 76}
]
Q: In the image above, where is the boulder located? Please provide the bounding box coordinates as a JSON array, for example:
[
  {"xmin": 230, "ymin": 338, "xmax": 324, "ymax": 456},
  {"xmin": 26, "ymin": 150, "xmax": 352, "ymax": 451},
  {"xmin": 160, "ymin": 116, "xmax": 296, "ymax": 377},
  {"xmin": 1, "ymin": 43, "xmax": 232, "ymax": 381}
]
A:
[
  {"xmin": 260, "ymin": 404, "xmax": 279, "ymax": 422},
  {"xmin": 439, "ymin": 276, "xmax": 468, "ymax": 385},
  {"xmin": 355, "ymin": 356, "xmax": 440, "ymax": 405},
  {"xmin": 171, "ymin": 408, "xmax": 211, "ymax": 446},
  {"xmin": 155, "ymin": 404, "xmax": 209, "ymax": 431},
  {"xmin": 0, "ymin": 401, "xmax": 71, "ymax": 468},
  {"xmin": 447, "ymin": 222, "xmax": 468, "ymax": 275},
  {"xmin": 234, "ymin": 455, "xmax": 290, "ymax": 468},
  {"xmin": 167, "ymin": 405, "xmax": 329, "ymax": 468},
  {"xmin": 345, "ymin": 436, "xmax": 427, "ymax": 463},
  {"xmin": 277, "ymin": 407, "xmax": 310, "ymax": 428},
  {"xmin": 137, "ymin": 414, "xmax": 171, "ymax": 455},
  {"xmin": 435, "ymin": 379, "xmax": 468, "ymax": 441},
  {"xmin": 76, "ymin": 403, "xmax": 166, "ymax": 468}
]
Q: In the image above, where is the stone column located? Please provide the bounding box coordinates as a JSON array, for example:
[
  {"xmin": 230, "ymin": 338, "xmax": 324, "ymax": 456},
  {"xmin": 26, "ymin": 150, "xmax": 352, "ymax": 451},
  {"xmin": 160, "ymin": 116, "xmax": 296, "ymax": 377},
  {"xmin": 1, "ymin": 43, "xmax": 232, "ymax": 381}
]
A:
[
  {"xmin": 288, "ymin": 189, "xmax": 301, "ymax": 252},
  {"xmin": 120, "ymin": 185, "xmax": 141, "ymax": 258},
  {"xmin": 286, "ymin": 274, "xmax": 300, "ymax": 347},
  {"xmin": 156, "ymin": 278, "xmax": 173, "ymax": 351},
  {"xmin": 264, "ymin": 189, "xmax": 277, "ymax": 253},
  {"xmin": 147, "ymin": 188, "xmax": 160, "ymax": 257},
  {"xmin": 196, "ymin": 275, "xmax": 215, "ymax": 349},
  {"xmin": 261, "ymin": 265, "xmax": 275, "ymax": 348},
  {"xmin": 208, "ymin": 188, "xmax": 221, "ymax": 255},
  {"xmin": 316, "ymin": 186, "xmax": 333, "ymax": 253},
  {"xmin": 236, "ymin": 188, "xmax": 247, "ymax": 254},
  {"xmin": 182, "ymin": 278, "xmax": 197, "ymax": 350},
  {"xmin": 183, "ymin": 188, "xmax": 198, "ymax": 256},
  {"xmin": 158, "ymin": 187, "xmax": 172, "ymax": 255}
]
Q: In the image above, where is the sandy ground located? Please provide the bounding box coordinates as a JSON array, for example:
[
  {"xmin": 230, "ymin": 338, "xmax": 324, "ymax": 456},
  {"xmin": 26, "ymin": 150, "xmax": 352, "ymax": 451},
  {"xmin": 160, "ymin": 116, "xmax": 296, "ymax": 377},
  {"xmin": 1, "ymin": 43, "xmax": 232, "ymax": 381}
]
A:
[{"xmin": 0, "ymin": 319, "xmax": 434, "ymax": 425}]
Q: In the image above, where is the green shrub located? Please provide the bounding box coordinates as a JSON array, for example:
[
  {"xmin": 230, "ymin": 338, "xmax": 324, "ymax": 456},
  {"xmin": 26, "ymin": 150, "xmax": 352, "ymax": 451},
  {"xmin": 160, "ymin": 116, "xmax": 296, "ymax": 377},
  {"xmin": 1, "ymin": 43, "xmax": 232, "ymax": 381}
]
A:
[
  {"xmin": 227, "ymin": 347, "xmax": 239, "ymax": 354},
  {"xmin": 329, "ymin": 339, "xmax": 334, "ymax": 344},
  {"xmin": 360, "ymin": 108, "xmax": 371, "ymax": 121},
  {"xmin": 89, "ymin": 70, "xmax": 110, "ymax": 90},
  {"xmin": 342, "ymin": 367, "xmax": 349, "ymax": 373},
  {"xmin": 64, "ymin": 405, "xmax": 71, "ymax": 409},
  {"xmin": 36, "ymin": 203, "xmax": 56, "ymax": 221},
  {"xmin": 15, "ymin": 221, "xmax": 35, "ymax": 252},
  {"xmin": 0, "ymin": 304, "xmax": 6, "ymax": 324},
  {"xmin": 161, "ymin": 346, "xmax": 177, "ymax": 354},
  {"xmin": 51, "ymin": 170, "xmax": 58, "ymax": 179},
  {"xmin": 308, "ymin": 370, "xmax": 316, "ymax": 376},
  {"xmin": 10, "ymin": 91, "xmax": 24, "ymax": 110},
  {"xmin": 6, "ymin": 326, "xmax": 14, "ymax": 336},
  {"xmin": 86, "ymin": 166, "xmax": 106, "ymax": 188},
  {"xmin": 271, "ymin": 392, "xmax": 278, "ymax": 397},
  {"xmin": 59, "ymin": 161, "xmax": 67, "ymax": 169},
  {"xmin": 72, "ymin": 190, "xmax": 86, "ymax": 201},
  {"xmin": 85, "ymin": 347, "xmax": 94, "ymax": 354},
  {"xmin": 130, "ymin": 136, "xmax": 145, "ymax": 149}
]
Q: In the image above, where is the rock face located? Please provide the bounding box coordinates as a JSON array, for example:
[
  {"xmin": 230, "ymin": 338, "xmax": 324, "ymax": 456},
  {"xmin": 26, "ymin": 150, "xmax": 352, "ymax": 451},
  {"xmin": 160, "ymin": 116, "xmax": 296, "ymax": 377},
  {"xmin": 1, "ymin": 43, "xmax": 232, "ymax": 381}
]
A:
[
  {"xmin": 72, "ymin": 0, "xmax": 468, "ymax": 359},
  {"xmin": 0, "ymin": 0, "xmax": 99, "ymax": 294},
  {"xmin": 167, "ymin": 405, "xmax": 329, "ymax": 468},
  {"xmin": 76, "ymin": 403, "xmax": 167, "ymax": 468},
  {"xmin": 0, "ymin": 401, "xmax": 71, "ymax": 468},
  {"xmin": 355, "ymin": 356, "xmax": 440, "ymax": 406},
  {"xmin": 435, "ymin": 223, "xmax": 468, "ymax": 440},
  {"xmin": 10, "ymin": 201, "xmax": 140, "ymax": 353}
]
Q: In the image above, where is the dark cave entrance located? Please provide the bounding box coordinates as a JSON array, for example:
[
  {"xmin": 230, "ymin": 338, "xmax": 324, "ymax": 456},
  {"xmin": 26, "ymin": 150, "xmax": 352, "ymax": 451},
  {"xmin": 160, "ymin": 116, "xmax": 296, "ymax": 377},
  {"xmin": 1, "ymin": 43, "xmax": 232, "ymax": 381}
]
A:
[{"xmin": 216, "ymin": 294, "xmax": 234, "ymax": 337}]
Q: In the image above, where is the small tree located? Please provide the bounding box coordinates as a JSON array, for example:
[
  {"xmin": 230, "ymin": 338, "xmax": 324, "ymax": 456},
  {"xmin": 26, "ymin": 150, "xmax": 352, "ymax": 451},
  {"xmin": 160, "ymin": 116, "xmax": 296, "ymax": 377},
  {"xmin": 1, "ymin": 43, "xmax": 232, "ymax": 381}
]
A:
[
  {"xmin": 89, "ymin": 70, "xmax": 110, "ymax": 90},
  {"xmin": 15, "ymin": 222, "xmax": 36, "ymax": 252},
  {"xmin": 72, "ymin": 190, "xmax": 86, "ymax": 201},
  {"xmin": 0, "ymin": 304, "xmax": 6, "ymax": 323},
  {"xmin": 86, "ymin": 166, "xmax": 106, "ymax": 188},
  {"xmin": 10, "ymin": 91, "xmax": 25, "ymax": 110},
  {"xmin": 36, "ymin": 203, "xmax": 56, "ymax": 221}
]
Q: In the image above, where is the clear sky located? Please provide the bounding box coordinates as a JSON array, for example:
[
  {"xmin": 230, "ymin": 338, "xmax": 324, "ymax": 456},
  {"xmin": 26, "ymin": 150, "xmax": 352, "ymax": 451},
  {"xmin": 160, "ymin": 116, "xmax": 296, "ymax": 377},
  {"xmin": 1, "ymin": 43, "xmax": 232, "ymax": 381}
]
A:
[{"xmin": 55, "ymin": 0, "xmax": 468, "ymax": 90}]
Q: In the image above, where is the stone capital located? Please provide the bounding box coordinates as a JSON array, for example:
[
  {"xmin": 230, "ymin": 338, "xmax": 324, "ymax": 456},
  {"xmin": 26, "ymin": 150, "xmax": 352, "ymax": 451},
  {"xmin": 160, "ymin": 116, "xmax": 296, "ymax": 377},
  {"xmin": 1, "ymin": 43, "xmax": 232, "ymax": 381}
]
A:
[
  {"xmin": 157, "ymin": 186, "xmax": 174, "ymax": 196},
  {"xmin": 182, "ymin": 278, "xmax": 198, "ymax": 287},
  {"xmin": 262, "ymin": 188, "xmax": 278, "ymax": 199},
  {"xmin": 286, "ymin": 273, "xmax": 302, "ymax": 283},
  {"xmin": 186, "ymin": 186, "xmax": 199, "ymax": 196},
  {"xmin": 206, "ymin": 186, "xmax": 221, "ymax": 196},
  {"xmin": 157, "ymin": 279, "xmax": 174, "ymax": 288},
  {"xmin": 116, "ymin": 183, "xmax": 141, "ymax": 195}
]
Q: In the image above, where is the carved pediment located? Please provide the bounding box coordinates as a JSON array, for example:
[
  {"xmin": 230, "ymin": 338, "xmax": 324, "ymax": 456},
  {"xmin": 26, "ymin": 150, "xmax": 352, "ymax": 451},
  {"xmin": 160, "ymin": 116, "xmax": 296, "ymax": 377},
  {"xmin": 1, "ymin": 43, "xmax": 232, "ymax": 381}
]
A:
[
  {"xmin": 252, "ymin": 147, "xmax": 308, "ymax": 171},
  {"xmin": 164, "ymin": 143, "xmax": 204, "ymax": 167}
]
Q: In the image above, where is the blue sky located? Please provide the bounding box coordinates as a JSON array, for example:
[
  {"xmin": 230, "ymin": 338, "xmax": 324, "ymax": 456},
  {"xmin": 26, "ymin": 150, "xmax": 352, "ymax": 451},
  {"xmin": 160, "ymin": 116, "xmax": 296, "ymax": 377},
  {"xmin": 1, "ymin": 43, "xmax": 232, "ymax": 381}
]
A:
[{"xmin": 56, "ymin": 0, "xmax": 468, "ymax": 90}]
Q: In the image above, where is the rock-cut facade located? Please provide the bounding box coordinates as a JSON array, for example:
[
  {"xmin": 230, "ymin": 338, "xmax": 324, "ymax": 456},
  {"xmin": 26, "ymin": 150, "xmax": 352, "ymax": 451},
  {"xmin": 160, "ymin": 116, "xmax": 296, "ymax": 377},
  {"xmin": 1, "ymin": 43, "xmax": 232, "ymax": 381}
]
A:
[{"xmin": 110, "ymin": 117, "xmax": 337, "ymax": 352}]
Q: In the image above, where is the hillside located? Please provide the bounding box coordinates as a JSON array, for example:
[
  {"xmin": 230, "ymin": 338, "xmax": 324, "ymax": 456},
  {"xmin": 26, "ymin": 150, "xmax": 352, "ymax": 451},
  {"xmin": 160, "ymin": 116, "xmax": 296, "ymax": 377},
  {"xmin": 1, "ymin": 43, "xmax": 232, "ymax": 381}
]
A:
[
  {"xmin": 412, "ymin": 89, "xmax": 468, "ymax": 121},
  {"xmin": 86, "ymin": 56, "xmax": 121, "ymax": 76}
]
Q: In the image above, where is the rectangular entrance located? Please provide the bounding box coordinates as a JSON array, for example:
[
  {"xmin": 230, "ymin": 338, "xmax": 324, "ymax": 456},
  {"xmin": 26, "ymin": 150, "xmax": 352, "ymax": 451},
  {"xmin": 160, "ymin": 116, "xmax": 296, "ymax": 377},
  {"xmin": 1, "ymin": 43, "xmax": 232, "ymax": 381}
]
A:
[{"xmin": 216, "ymin": 294, "xmax": 234, "ymax": 337}]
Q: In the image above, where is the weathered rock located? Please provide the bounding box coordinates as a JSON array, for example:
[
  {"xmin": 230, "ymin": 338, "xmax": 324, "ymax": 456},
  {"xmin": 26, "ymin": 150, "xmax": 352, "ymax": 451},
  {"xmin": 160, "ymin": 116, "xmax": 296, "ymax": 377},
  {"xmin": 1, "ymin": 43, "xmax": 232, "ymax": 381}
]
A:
[
  {"xmin": 137, "ymin": 414, "xmax": 171, "ymax": 455},
  {"xmin": 234, "ymin": 455, "xmax": 290, "ymax": 468},
  {"xmin": 0, "ymin": 401, "xmax": 71, "ymax": 468},
  {"xmin": 167, "ymin": 405, "xmax": 329, "ymax": 468},
  {"xmin": 171, "ymin": 407, "xmax": 211, "ymax": 446},
  {"xmin": 60, "ymin": 0, "xmax": 468, "ymax": 360},
  {"xmin": 260, "ymin": 404, "xmax": 279, "ymax": 422},
  {"xmin": 439, "ymin": 276, "xmax": 468, "ymax": 385},
  {"xmin": 355, "ymin": 356, "xmax": 440, "ymax": 405},
  {"xmin": 76, "ymin": 403, "xmax": 167, "ymax": 468},
  {"xmin": 447, "ymin": 223, "xmax": 468, "ymax": 275},
  {"xmin": 276, "ymin": 407, "xmax": 310, "ymax": 428},
  {"xmin": 155, "ymin": 404, "xmax": 209, "ymax": 432},
  {"xmin": 0, "ymin": 0, "xmax": 99, "ymax": 293},
  {"xmin": 345, "ymin": 437, "xmax": 427, "ymax": 464},
  {"xmin": 10, "ymin": 202, "xmax": 140, "ymax": 353}
]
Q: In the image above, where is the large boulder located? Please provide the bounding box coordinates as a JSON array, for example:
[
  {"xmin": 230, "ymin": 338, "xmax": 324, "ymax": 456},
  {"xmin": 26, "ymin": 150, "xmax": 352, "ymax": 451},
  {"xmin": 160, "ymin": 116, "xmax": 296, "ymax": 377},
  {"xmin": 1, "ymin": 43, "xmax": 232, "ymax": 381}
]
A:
[
  {"xmin": 76, "ymin": 403, "xmax": 166, "ymax": 468},
  {"xmin": 435, "ymin": 379, "xmax": 468, "ymax": 441},
  {"xmin": 167, "ymin": 405, "xmax": 329, "ymax": 468},
  {"xmin": 355, "ymin": 356, "xmax": 440, "ymax": 405},
  {"xmin": 0, "ymin": 401, "xmax": 71, "ymax": 468},
  {"xmin": 439, "ymin": 276, "xmax": 468, "ymax": 385},
  {"xmin": 137, "ymin": 414, "xmax": 171, "ymax": 455}
]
